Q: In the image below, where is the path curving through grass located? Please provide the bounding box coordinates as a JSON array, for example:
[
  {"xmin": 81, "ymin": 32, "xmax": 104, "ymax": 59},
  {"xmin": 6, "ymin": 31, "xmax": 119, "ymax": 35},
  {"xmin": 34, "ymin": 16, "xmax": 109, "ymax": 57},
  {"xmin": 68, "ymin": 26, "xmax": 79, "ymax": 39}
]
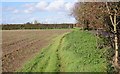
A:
[{"xmin": 19, "ymin": 29, "xmax": 108, "ymax": 72}]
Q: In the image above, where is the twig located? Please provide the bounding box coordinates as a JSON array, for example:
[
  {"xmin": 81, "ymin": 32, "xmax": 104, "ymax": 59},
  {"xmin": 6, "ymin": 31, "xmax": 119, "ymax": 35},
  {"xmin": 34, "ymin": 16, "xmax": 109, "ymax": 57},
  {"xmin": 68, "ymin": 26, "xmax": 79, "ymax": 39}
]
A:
[{"xmin": 117, "ymin": 21, "xmax": 120, "ymax": 25}]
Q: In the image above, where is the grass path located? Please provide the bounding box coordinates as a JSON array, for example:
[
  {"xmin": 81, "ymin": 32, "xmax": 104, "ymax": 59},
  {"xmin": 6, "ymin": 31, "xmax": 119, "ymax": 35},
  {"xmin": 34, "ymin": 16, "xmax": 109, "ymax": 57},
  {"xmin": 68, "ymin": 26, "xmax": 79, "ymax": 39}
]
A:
[
  {"xmin": 19, "ymin": 33, "xmax": 68, "ymax": 72},
  {"xmin": 19, "ymin": 29, "xmax": 108, "ymax": 72}
]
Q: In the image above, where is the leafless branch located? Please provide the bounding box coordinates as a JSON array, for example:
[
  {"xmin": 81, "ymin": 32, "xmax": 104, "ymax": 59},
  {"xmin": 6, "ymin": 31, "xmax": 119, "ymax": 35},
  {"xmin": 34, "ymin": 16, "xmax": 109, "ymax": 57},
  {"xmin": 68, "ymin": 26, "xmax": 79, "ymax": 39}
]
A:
[
  {"xmin": 117, "ymin": 21, "xmax": 120, "ymax": 25},
  {"xmin": 105, "ymin": 2, "xmax": 114, "ymax": 26}
]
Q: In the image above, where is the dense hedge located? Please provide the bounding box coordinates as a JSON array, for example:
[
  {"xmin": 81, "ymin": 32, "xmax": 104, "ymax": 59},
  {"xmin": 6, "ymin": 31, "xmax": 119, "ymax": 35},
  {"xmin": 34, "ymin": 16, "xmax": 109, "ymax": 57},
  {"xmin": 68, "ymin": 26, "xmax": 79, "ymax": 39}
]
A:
[{"xmin": 1, "ymin": 24, "xmax": 74, "ymax": 30}]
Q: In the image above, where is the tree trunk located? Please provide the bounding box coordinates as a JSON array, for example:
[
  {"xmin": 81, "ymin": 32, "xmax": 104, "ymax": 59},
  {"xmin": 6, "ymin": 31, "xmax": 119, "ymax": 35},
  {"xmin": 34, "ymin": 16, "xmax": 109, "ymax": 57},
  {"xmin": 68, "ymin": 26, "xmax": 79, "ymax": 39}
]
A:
[
  {"xmin": 106, "ymin": 2, "xmax": 119, "ymax": 67},
  {"xmin": 114, "ymin": 13, "xmax": 119, "ymax": 67},
  {"xmin": 114, "ymin": 33, "xmax": 119, "ymax": 66}
]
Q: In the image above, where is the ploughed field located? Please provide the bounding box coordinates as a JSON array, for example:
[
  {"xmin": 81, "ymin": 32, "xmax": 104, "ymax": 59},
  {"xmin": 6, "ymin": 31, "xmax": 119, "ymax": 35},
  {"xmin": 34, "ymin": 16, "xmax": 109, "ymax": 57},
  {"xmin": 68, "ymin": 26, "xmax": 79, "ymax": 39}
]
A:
[{"xmin": 2, "ymin": 29, "xmax": 71, "ymax": 72}]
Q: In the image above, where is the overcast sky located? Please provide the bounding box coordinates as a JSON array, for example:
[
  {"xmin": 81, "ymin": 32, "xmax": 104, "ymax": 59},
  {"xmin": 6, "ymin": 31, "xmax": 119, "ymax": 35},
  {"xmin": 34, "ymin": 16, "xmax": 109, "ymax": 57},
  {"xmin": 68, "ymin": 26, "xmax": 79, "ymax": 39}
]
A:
[{"xmin": 1, "ymin": 0, "xmax": 78, "ymax": 24}]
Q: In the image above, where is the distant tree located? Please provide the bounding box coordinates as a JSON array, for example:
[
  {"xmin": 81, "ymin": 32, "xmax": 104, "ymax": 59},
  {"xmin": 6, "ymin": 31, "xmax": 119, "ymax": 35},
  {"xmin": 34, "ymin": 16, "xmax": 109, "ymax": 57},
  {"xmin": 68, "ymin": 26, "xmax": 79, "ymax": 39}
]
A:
[{"xmin": 26, "ymin": 22, "xmax": 31, "ymax": 24}]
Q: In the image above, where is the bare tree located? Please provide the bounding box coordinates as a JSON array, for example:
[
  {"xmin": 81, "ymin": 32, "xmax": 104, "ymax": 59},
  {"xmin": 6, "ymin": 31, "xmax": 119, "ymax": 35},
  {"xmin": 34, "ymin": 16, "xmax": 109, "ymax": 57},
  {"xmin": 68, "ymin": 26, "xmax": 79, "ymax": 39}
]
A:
[{"xmin": 106, "ymin": 2, "xmax": 120, "ymax": 69}]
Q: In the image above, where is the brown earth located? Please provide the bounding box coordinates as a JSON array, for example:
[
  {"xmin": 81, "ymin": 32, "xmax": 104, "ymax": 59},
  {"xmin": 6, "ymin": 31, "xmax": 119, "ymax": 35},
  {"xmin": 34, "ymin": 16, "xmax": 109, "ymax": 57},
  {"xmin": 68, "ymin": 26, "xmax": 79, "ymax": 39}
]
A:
[{"xmin": 2, "ymin": 29, "xmax": 71, "ymax": 72}]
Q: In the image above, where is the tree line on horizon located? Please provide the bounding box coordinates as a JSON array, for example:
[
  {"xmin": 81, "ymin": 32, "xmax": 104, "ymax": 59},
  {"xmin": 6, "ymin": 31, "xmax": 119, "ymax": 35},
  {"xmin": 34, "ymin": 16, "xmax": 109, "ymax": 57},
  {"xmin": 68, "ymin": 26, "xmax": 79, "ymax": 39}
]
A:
[{"xmin": 1, "ymin": 23, "xmax": 74, "ymax": 30}]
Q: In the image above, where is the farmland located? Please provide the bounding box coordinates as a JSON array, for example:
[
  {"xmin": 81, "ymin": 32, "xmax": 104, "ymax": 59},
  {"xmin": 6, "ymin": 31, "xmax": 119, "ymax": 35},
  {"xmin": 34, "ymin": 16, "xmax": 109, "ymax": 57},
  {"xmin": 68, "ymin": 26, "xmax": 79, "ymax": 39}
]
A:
[{"xmin": 2, "ymin": 29, "xmax": 71, "ymax": 72}]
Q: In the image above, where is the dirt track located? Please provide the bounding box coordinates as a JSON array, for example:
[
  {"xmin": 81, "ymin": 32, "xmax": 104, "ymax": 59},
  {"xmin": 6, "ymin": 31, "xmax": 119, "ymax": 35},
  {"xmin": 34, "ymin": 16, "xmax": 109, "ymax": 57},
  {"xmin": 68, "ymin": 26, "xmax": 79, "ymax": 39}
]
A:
[{"xmin": 2, "ymin": 29, "xmax": 71, "ymax": 72}]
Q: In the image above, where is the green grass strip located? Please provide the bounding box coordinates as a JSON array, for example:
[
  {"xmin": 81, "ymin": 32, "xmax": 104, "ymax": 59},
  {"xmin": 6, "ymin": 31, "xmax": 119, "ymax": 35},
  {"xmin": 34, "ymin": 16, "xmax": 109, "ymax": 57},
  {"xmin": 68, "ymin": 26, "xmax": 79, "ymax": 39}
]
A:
[{"xmin": 19, "ymin": 29, "xmax": 108, "ymax": 72}]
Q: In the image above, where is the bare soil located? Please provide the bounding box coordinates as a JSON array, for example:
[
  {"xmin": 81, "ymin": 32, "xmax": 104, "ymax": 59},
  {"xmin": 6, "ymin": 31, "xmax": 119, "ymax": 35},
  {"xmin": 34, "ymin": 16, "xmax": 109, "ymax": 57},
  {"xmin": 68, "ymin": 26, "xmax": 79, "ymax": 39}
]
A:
[{"xmin": 2, "ymin": 29, "xmax": 71, "ymax": 72}]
